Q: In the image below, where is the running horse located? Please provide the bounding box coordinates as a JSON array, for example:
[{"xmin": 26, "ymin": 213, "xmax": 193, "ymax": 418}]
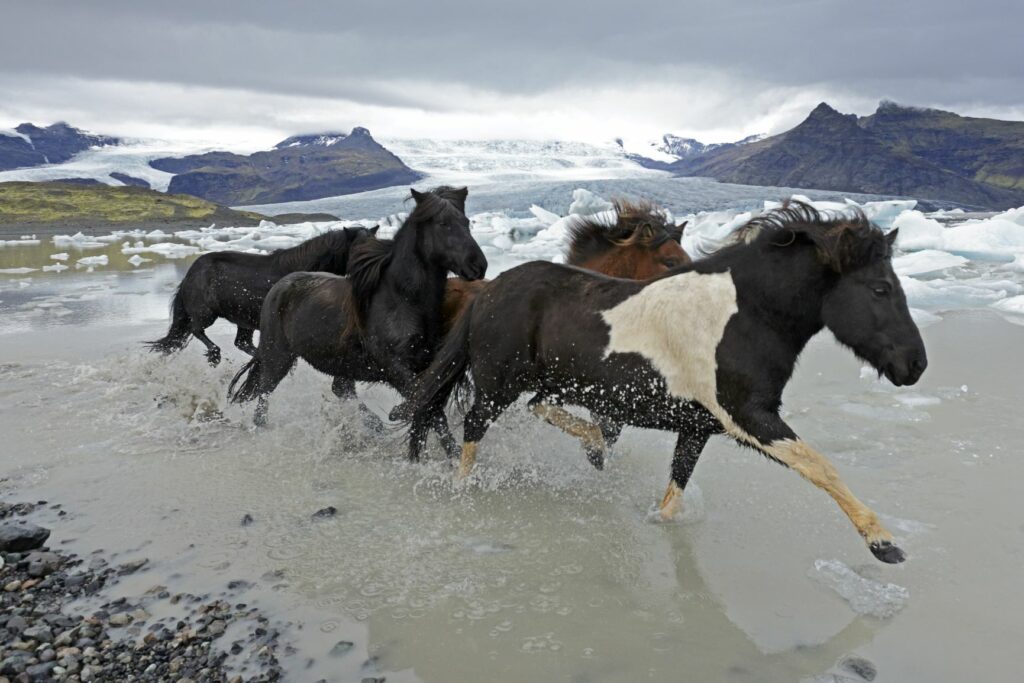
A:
[
  {"xmin": 146, "ymin": 224, "xmax": 377, "ymax": 365},
  {"xmin": 228, "ymin": 187, "xmax": 487, "ymax": 447},
  {"xmin": 403, "ymin": 201, "xmax": 927, "ymax": 563},
  {"xmin": 441, "ymin": 200, "xmax": 687, "ymax": 334}
]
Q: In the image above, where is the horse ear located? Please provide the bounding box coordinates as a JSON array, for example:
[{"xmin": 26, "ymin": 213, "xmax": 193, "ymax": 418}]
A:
[
  {"xmin": 410, "ymin": 188, "xmax": 426, "ymax": 203},
  {"xmin": 369, "ymin": 225, "xmax": 380, "ymax": 235},
  {"xmin": 886, "ymin": 228, "xmax": 899, "ymax": 246},
  {"xmin": 452, "ymin": 187, "xmax": 469, "ymax": 211},
  {"xmin": 636, "ymin": 223, "xmax": 657, "ymax": 242},
  {"xmin": 669, "ymin": 221, "xmax": 687, "ymax": 241}
]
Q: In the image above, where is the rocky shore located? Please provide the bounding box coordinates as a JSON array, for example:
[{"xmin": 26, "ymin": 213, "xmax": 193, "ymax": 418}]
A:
[{"xmin": 0, "ymin": 502, "xmax": 289, "ymax": 683}]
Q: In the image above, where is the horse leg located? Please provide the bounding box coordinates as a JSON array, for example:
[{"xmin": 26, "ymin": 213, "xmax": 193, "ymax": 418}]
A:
[
  {"xmin": 331, "ymin": 375, "xmax": 385, "ymax": 433},
  {"xmin": 251, "ymin": 350, "xmax": 296, "ymax": 427},
  {"xmin": 528, "ymin": 395, "xmax": 607, "ymax": 470},
  {"xmin": 234, "ymin": 327, "xmax": 257, "ymax": 356},
  {"xmin": 192, "ymin": 327, "xmax": 221, "ymax": 366},
  {"xmin": 597, "ymin": 414, "xmax": 623, "ymax": 449},
  {"xmin": 657, "ymin": 428, "xmax": 714, "ymax": 521},
  {"xmin": 456, "ymin": 391, "xmax": 514, "ymax": 479},
  {"xmin": 730, "ymin": 410, "xmax": 904, "ymax": 564},
  {"xmin": 430, "ymin": 411, "xmax": 459, "ymax": 458}
]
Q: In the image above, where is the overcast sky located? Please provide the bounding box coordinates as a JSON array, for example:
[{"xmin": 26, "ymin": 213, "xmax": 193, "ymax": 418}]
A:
[{"xmin": 2, "ymin": 0, "xmax": 1022, "ymax": 148}]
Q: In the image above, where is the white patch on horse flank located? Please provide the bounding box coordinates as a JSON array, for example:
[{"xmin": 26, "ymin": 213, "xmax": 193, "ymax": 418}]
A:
[{"xmin": 601, "ymin": 270, "xmax": 738, "ymax": 418}]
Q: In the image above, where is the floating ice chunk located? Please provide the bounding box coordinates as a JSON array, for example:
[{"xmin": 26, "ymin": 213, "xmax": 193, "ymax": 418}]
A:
[
  {"xmin": 568, "ymin": 188, "xmax": 613, "ymax": 216},
  {"xmin": 1003, "ymin": 254, "xmax": 1024, "ymax": 272},
  {"xmin": 892, "ymin": 211, "xmax": 945, "ymax": 251},
  {"xmin": 893, "ymin": 209, "xmax": 1024, "ymax": 259},
  {"xmin": 126, "ymin": 254, "xmax": 151, "ymax": 267},
  {"xmin": 529, "ymin": 204, "xmax": 561, "ymax": 225},
  {"xmin": 0, "ymin": 239, "xmax": 41, "ymax": 247},
  {"xmin": 77, "ymin": 255, "xmax": 109, "ymax": 267},
  {"xmin": 900, "ymin": 276, "xmax": 1009, "ymax": 310},
  {"xmin": 894, "ymin": 393, "xmax": 941, "ymax": 407},
  {"xmin": 992, "ymin": 295, "xmax": 1024, "ymax": 316},
  {"xmin": 861, "ymin": 199, "xmax": 917, "ymax": 229},
  {"xmin": 892, "ymin": 250, "xmax": 967, "ymax": 276},
  {"xmin": 42, "ymin": 263, "xmax": 69, "ymax": 273},
  {"xmin": 808, "ymin": 559, "xmax": 908, "ymax": 618},
  {"xmin": 0, "ymin": 267, "xmax": 37, "ymax": 274},
  {"xmin": 49, "ymin": 252, "xmax": 69, "ymax": 261}
]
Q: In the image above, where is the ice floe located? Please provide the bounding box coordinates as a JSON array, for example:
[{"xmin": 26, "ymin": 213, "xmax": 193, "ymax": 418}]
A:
[{"xmin": 808, "ymin": 559, "xmax": 909, "ymax": 618}]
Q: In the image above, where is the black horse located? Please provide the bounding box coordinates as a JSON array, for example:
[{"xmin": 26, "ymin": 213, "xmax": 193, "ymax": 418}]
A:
[
  {"xmin": 146, "ymin": 225, "xmax": 377, "ymax": 365},
  {"xmin": 404, "ymin": 201, "xmax": 926, "ymax": 564},
  {"xmin": 228, "ymin": 186, "xmax": 487, "ymax": 439}
]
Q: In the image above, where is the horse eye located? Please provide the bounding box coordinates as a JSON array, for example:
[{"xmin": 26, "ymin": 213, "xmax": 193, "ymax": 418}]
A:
[{"xmin": 872, "ymin": 285, "xmax": 890, "ymax": 297}]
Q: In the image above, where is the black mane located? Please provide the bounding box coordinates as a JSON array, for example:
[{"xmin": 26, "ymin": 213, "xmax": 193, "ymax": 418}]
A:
[
  {"xmin": 270, "ymin": 228, "xmax": 358, "ymax": 271},
  {"xmin": 345, "ymin": 236, "xmax": 395, "ymax": 328},
  {"xmin": 725, "ymin": 200, "xmax": 890, "ymax": 273},
  {"xmin": 565, "ymin": 199, "xmax": 679, "ymax": 265}
]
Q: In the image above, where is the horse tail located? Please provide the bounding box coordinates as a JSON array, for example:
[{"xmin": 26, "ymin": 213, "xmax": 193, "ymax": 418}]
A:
[
  {"xmin": 401, "ymin": 300, "xmax": 475, "ymax": 425},
  {"xmin": 227, "ymin": 357, "xmax": 262, "ymax": 404},
  {"xmin": 145, "ymin": 283, "xmax": 191, "ymax": 353}
]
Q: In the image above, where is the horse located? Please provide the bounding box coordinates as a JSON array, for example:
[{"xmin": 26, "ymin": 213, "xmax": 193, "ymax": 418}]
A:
[
  {"xmin": 403, "ymin": 201, "xmax": 927, "ymax": 564},
  {"xmin": 440, "ymin": 200, "xmax": 687, "ymax": 334},
  {"xmin": 227, "ymin": 186, "xmax": 487, "ymax": 444},
  {"xmin": 146, "ymin": 224, "xmax": 377, "ymax": 365}
]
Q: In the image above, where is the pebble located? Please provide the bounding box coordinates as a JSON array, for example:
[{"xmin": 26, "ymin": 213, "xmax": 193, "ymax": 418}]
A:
[
  {"xmin": 311, "ymin": 506, "xmax": 337, "ymax": 520},
  {"xmin": 241, "ymin": 514, "xmax": 255, "ymax": 526},
  {"xmin": 841, "ymin": 656, "xmax": 878, "ymax": 681}
]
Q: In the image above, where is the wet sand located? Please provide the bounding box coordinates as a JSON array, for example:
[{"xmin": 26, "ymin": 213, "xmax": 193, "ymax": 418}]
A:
[{"xmin": 2, "ymin": 261, "xmax": 1023, "ymax": 682}]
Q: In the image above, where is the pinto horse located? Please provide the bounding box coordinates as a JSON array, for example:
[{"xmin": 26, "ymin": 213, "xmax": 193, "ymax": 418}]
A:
[
  {"xmin": 441, "ymin": 200, "xmax": 687, "ymax": 334},
  {"xmin": 146, "ymin": 225, "xmax": 377, "ymax": 365},
  {"xmin": 404, "ymin": 202, "xmax": 927, "ymax": 563},
  {"xmin": 228, "ymin": 187, "xmax": 487, "ymax": 442}
]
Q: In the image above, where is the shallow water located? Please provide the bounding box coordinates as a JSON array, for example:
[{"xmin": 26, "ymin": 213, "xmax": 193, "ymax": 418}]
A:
[{"xmin": 2, "ymin": 247, "xmax": 1023, "ymax": 682}]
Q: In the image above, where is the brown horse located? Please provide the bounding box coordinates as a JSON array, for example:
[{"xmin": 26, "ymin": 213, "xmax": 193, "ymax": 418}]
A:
[{"xmin": 441, "ymin": 200, "xmax": 688, "ymax": 333}]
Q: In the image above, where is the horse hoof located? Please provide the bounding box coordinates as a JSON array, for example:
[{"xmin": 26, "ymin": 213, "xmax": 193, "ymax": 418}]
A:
[
  {"xmin": 207, "ymin": 350, "xmax": 221, "ymax": 366},
  {"xmin": 388, "ymin": 402, "xmax": 411, "ymax": 422},
  {"xmin": 585, "ymin": 448, "xmax": 605, "ymax": 471},
  {"xmin": 869, "ymin": 540, "xmax": 906, "ymax": 564}
]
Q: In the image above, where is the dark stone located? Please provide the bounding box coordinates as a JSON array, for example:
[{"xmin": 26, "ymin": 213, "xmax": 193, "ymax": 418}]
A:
[
  {"xmin": 22, "ymin": 624, "xmax": 53, "ymax": 642},
  {"xmin": 240, "ymin": 514, "xmax": 254, "ymax": 527},
  {"xmin": 329, "ymin": 641, "xmax": 354, "ymax": 657},
  {"xmin": 311, "ymin": 507, "xmax": 337, "ymax": 520},
  {"xmin": 841, "ymin": 656, "xmax": 878, "ymax": 681},
  {"xmin": 26, "ymin": 551, "xmax": 61, "ymax": 577},
  {"xmin": 0, "ymin": 522, "xmax": 50, "ymax": 552},
  {"xmin": 6, "ymin": 615, "xmax": 29, "ymax": 633}
]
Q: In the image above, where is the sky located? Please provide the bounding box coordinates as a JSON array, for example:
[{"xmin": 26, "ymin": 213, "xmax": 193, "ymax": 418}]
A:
[{"xmin": 1, "ymin": 0, "xmax": 1022, "ymax": 149}]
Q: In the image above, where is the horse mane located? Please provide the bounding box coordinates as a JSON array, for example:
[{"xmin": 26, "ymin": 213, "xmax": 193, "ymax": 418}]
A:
[
  {"xmin": 270, "ymin": 229, "xmax": 354, "ymax": 271},
  {"xmin": 343, "ymin": 236, "xmax": 395, "ymax": 332},
  {"xmin": 727, "ymin": 200, "xmax": 890, "ymax": 273},
  {"xmin": 565, "ymin": 199, "xmax": 680, "ymax": 265}
]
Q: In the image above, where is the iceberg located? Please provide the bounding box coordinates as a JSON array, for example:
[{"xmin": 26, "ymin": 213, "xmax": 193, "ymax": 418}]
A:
[{"xmin": 892, "ymin": 250, "xmax": 968, "ymax": 276}]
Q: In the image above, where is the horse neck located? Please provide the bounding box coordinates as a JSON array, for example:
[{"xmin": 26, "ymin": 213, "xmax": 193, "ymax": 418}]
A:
[
  {"xmin": 271, "ymin": 234, "xmax": 336, "ymax": 272},
  {"xmin": 386, "ymin": 226, "xmax": 448, "ymax": 313},
  {"xmin": 702, "ymin": 244, "xmax": 832, "ymax": 353},
  {"xmin": 577, "ymin": 249, "xmax": 638, "ymax": 279}
]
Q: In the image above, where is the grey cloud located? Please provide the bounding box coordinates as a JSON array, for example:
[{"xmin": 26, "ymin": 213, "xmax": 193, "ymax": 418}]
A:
[{"xmin": 3, "ymin": 1, "xmax": 1022, "ymax": 104}]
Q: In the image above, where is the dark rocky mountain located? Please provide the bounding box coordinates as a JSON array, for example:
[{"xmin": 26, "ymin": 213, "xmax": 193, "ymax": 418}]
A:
[
  {"xmin": 0, "ymin": 122, "xmax": 118, "ymax": 171},
  {"xmin": 150, "ymin": 127, "xmax": 421, "ymax": 205},
  {"xmin": 664, "ymin": 102, "xmax": 1024, "ymax": 210}
]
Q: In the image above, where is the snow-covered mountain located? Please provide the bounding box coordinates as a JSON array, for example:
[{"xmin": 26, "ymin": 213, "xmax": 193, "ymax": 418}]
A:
[{"xmin": 614, "ymin": 133, "xmax": 767, "ymax": 166}]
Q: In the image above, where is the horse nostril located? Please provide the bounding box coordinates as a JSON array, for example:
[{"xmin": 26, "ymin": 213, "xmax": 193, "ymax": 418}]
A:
[{"xmin": 911, "ymin": 356, "xmax": 927, "ymax": 375}]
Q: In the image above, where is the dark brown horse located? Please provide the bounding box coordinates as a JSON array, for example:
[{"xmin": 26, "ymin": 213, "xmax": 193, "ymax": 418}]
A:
[
  {"xmin": 146, "ymin": 225, "xmax": 377, "ymax": 365},
  {"xmin": 404, "ymin": 202, "xmax": 927, "ymax": 564},
  {"xmin": 441, "ymin": 200, "xmax": 688, "ymax": 333},
  {"xmin": 228, "ymin": 187, "xmax": 487, "ymax": 443}
]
